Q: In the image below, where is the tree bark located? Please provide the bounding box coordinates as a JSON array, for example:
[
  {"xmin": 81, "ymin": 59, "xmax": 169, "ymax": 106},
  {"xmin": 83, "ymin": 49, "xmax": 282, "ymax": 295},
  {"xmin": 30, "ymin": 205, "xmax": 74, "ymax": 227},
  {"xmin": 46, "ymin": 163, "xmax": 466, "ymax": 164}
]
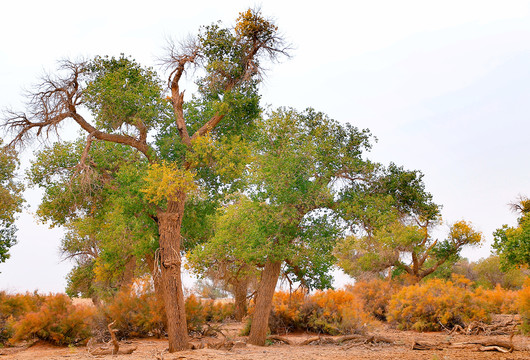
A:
[
  {"xmin": 157, "ymin": 195, "xmax": 189, "ymax": 352},
  {"xmin": 248, "ymin": 260, "xmax": 282, "ymax": 346},
  {"xmin": 233, "ymin": 278, "xmax": 249, "ymax": 321}
]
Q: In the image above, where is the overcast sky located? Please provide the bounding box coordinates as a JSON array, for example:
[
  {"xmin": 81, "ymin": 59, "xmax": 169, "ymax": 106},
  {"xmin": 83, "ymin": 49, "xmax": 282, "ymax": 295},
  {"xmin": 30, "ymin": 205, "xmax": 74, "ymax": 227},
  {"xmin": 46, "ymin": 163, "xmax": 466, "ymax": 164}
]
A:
[{"xmin": 1, "ymin": 0, "xmax": 529, "ymax": 292}]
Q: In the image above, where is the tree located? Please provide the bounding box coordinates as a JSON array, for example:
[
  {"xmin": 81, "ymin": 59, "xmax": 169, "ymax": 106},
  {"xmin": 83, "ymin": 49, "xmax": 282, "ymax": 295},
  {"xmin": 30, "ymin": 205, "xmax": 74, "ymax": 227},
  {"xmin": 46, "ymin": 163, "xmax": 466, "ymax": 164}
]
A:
[
  {"xmin": 493, "ymin": 196, "xmax": 530, "ymax": 269},
  {"xmin": 0, "ymin": 138, "xmax": 24, "ymax": 265},
  {"xmin": 335, "ymin": 165, "xmax": 483, "ymax": 282},
  {"xmin": 4, "ymin": 9, "xmax": 287, "ymax": 352},
  {"xmin": 189, "ymin": 107, "xmax": 375, "ymax": 345}
]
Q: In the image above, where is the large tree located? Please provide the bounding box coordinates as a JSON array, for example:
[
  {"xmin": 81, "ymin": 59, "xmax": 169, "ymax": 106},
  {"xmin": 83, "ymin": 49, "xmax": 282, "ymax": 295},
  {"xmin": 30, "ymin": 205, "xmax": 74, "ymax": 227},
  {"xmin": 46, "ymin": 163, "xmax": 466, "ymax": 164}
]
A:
[
  {"xmin": 0, "ymin": 138, "xmax": 24, "ymax": 265},
  {"xmin": 189, "ymin": 107, "xmax": 375, "ymax": 345},
  {"xmin": 493, "ymin": 196, "xmax": 530, "ymax": 269},
  {"xmin": 3, "ymin": 9, "xmax": 287, "ymax": 351}
]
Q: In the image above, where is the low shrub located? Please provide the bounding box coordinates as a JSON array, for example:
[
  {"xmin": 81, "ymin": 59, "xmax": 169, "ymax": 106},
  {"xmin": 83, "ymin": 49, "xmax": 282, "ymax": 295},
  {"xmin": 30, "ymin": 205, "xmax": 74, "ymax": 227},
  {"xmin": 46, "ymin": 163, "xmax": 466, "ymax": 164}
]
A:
[
  {"xmin": 474, "ymin": 284, "xmax": 519, "ymax": 314},
  {"xmin": 346, "ymin": 278, "xmax": 400, "ymax": 321},
  {"xmin": 185, "ymin": 294, "xmax": 235, "ymax": 334},
  {"xmin": 387, "ymin": 276, "xmax": 489, "ymax": 331},
  {"xmin": 99, "ymin": 280, "xmax": 166, "ymax": 338},
  {"xmin": 266, "ymin": 289, "xmax": 372, "ymax": 335},
  {"xmin": 0, "ymin": 291, "xmax": 47, "ymax": 345},
  {"xmin": 519, "ymin": 279, "xmax": 530, "ymax": 334},
  {"xmin": 10, "ymin": 294, "xmax": 95, "ymax": 345}
]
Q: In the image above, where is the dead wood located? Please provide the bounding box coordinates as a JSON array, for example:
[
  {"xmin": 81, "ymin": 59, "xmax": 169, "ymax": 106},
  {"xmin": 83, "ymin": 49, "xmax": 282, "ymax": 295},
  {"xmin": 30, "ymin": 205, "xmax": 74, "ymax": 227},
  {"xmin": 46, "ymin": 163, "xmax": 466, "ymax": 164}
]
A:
[
  {"xmin": 411, "ymin": 340, "xmax": 445, "ymax": 350},
  {"xmin": 267, "ymin": 335, "xmax": 295, "ymax": 345},
  {"xmin": 88, "ymin": 320, "xmax": 137, "ymax": 355},
  {"xmin": 300, "ymin": 334, "xmax": 394, "ymax": 347},
  {"xmin": 479, "ymin": 345, "xmax": 511, "ymax": 353}
]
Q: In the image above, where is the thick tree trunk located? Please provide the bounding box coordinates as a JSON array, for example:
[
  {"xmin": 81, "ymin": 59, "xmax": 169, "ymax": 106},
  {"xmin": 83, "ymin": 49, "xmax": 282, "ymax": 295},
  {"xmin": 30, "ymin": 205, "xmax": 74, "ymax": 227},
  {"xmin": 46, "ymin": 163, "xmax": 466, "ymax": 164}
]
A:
[
  {"xmin": 233, "ymin": 278, "xmax": 249, "ymax": 321},
  {"xmin": 157, "ymin": 196, "xmax": 189, "ymax": 352},
  {"xmin": 248, "ymin": 261, "xmax": 282, "ymax": 346}
]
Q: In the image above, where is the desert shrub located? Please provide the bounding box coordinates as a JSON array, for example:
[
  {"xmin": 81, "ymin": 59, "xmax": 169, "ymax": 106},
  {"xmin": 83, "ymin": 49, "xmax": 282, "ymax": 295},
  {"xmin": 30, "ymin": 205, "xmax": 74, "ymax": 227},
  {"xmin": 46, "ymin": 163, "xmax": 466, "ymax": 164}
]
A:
[
  {"xmin": 0, "ymin": 291, "xmax": 46, "ymax": 345},
  {"xmin": 10, "ymin": 294, "xmax": 95, "ymax": 345},
  {"xmin": 185, "ymin": 294, "xmax": 235, "ymax": 334},
  {"xmin": 99, "ymin": 280, "xmax": 166, "ymax": 338},
  {"xmin": 100, "ymin": 280, "xmax": 234, "ymax": 338},
  {"xmin": 474, "ymin": 284, "xmax": 519, "ymax": 314},
  {"xmin": 265, "ymin": 289, "xmax": 372, "ymax": 335},
  {"xmin": 346, "ymin": 278, "xmax": 400, "ymax": 321},
  {"xmin": 519, "ymin": 279, "xmax": 530, "ymax": 334},
  {"xmin": 387, "ymin": 275, "xmax": 489, "ymax": 331}
]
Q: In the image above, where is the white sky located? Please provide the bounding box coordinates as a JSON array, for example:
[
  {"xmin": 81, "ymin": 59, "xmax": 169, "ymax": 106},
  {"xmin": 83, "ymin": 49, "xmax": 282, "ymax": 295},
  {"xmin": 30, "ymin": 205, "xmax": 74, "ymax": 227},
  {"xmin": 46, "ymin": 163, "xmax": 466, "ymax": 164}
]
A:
[{"xmin": 1, "ymin": 0, "xmax": 529, "ymax": 292}]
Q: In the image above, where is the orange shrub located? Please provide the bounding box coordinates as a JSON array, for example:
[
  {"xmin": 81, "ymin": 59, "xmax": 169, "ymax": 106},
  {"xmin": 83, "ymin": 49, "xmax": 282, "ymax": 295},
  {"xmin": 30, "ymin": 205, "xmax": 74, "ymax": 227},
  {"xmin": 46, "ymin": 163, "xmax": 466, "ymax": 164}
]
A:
[
  {"xmin": 474, "ymin": 284, "xmax": 519, "ymax": 314},
  {"xmin": 10, "ymin": 294, "xmax": 95, "ymax": 345},
  {"xmin": 266, "ymin": 289, "xmax": 372, "ymax": 335},
  {"xmin": 0, "ymin": 291, "xmax": 47, "ymax": 344},
  {"xmin": 387, "ymin": 276, "xmax": 489, "ymax": 331},
  {"xmin": 346, "ymin": 278, "xmax": 400, "ymax": 321},
  {"xmin": 518, "ymin": 279, "xmax": 530, "ymax": 333},
  {"xmin": 99, "ymin": 281, "xmax": 166, "ymax": 338}
]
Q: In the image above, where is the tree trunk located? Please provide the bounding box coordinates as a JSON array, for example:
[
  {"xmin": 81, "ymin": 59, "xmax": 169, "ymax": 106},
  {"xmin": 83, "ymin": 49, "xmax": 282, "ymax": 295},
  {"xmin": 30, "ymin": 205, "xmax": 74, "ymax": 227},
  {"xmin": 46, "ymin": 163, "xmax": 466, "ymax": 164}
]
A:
[
  {"xmin": 233, "ymin": 278, "xmax": 249, "ymax": 321},
  {"xmin": 248, "ymin": 261, "xmax": 282, "ymax": 346},
  {"xmin": 157, "ymin": 196, "xmax": 189, "ymax": 352}
]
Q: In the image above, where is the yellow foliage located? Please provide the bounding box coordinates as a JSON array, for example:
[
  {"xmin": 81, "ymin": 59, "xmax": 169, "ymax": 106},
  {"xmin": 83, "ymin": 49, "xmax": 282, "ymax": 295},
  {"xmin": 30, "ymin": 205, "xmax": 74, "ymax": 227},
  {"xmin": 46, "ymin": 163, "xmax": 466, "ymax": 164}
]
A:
[
  {"xmin": 387, "ymin": 277, "xmax": 489, "ymax": 331},
  {"xmin": 235, "ymin": 9, "xmax": 278, "ymax": 40},
  {"xmin": 474, "ymin": 284, "xmax": 519, "ymax": 314},
  {"xmin": 346, "ymin": 278, "xmax": 401, "ymax": 321},
  {"xmin": 142, "ymin": 162, "xmax": 196, "ymax": 204},
  {"xmin": 264, "ymin": 289, "xmax": 372, "ymax": 335}
]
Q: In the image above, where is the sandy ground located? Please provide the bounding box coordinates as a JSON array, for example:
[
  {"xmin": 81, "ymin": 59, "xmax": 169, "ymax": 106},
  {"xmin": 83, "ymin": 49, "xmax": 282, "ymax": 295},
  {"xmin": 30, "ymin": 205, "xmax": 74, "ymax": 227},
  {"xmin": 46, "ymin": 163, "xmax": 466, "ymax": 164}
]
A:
[{"xmin": 1, "ymin": 323, "xmax": 529, "ymax": 360}]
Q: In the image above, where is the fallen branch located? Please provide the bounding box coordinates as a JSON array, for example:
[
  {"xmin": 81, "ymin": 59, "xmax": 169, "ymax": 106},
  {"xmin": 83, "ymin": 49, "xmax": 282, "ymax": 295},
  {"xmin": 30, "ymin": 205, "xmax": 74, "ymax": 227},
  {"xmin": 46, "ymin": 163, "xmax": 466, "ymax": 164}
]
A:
[{"xmin": 267, "ymin": 335, "xmax": 295, "ymax": 345}]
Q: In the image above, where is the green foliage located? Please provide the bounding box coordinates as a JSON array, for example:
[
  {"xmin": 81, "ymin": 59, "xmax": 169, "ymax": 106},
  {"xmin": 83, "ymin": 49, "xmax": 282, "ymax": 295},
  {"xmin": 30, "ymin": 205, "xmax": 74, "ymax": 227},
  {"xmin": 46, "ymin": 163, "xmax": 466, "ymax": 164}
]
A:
[
  {"xmin": 0, "ymin": 139, "xmax": 24, "ymax": 264},
  {"xmin": 190, "ymin": 108, "xmax": 374, "ymax": 291},
  {"xmin": 493, "ymin": 197, "xmax": 530, "ymax": 268},
  {"xmin": 84, "ymin": 55, "xmax": 169, "ymax": 132},
  {"xmin": 336, "ymin": 219, "xmax": 482, "ymax": 281},
  {"xmin": 28, "ymin": 139, "xmax": 158, "ymax": 299}
]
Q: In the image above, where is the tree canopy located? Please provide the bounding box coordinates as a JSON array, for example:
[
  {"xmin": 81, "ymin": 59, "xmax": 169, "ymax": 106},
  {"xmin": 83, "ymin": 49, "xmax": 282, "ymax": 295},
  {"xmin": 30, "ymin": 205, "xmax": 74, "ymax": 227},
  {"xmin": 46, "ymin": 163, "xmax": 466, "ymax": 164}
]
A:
[
  {"xmin": 0, "ymin": 138, "xmax": 24, "ymax": 265},
  {"xmin": 493, "ymin": 196, "xmax": 530, "ymax": 269}
]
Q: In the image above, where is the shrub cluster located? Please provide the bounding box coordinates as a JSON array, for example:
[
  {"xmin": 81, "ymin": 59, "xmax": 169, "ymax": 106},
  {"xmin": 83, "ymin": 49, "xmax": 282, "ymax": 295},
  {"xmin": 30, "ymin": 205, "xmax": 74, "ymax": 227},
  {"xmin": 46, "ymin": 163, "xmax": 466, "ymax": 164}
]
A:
[
  {"xmin": 101, "ymin": 282, "xmax": 235, "ymax": 338},
  {"xmin": 0, "ymin": 291, "xmax": 44, "ymax": 344},
  {"xmin": 8, "ymin": 294, "xmax": 95, "ymax": 346},
  {"xmin": 266, "ymin": 289, "xmax": 372, "ymax": 335},
  {"xmin": 346, "ymin": 278, "xmax": 400, "ymax": 321},
  {"xmin": 98, "ymin": 282, "xmax": 166, "ymax": 338},
  {"xmin": 185, "ymin": 294, "xmax": 235, "ymax": 334},
  {"xmin": 519, "ymin": 279, "xmax": 530, "ymax": 333},
  {"xmin": 387, "ymin": 276, "xmax": 490, "ymax": 331}
]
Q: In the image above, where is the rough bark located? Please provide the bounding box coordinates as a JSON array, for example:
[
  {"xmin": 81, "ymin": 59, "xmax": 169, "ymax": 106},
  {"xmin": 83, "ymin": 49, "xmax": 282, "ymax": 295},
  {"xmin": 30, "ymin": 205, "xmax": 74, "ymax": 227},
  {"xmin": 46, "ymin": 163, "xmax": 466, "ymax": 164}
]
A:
[
  {"xmin": 233, "ymin": 278, "xmax": 249, "ymax": 321},
  {"xmin": 157, "ymin": 195, "xmax": 189, "ymax": 352},
  {"xmin": 248, "ymin": 260, "xmax": 282, "ymax": 346}
]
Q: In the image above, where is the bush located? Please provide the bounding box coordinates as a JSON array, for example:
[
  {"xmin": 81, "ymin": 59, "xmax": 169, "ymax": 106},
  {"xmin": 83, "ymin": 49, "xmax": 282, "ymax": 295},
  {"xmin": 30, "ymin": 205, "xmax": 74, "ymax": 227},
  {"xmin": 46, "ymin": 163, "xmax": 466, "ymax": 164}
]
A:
[
  {"xmin": 474, "ymin": 284, "xmax": 519, "ymax": 314},
  {"xmin": 10, "ymin": 294, "xmax": 95, "ymax": 345},
  {"xmin": 0, "ymin": 291, "xmax": 46, "ymax": 345},
  {"xmin": 387, "ymin": 275, "xmax": 489, "ymax": 331},
  {"xmin": 519, "ymin": 279, "xmax": 530, "ymax": 334},
  {"xmin": 99, "ymin": 280, "xmax": 166, "ymax": 338},
  {"xmin": 265, "ymin": 289, "xmax": 372, "ymax": 335},
  {"xmin": 185, "ymin": 294, "xmax": 235, "ymax": 334},
  {"xmin": 346, "ymin": 278, "xmax": 400, "ymax": 321},
  {"xmin": 100, "ymin": 280, "xmax": 234, "ymax": 339}
]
